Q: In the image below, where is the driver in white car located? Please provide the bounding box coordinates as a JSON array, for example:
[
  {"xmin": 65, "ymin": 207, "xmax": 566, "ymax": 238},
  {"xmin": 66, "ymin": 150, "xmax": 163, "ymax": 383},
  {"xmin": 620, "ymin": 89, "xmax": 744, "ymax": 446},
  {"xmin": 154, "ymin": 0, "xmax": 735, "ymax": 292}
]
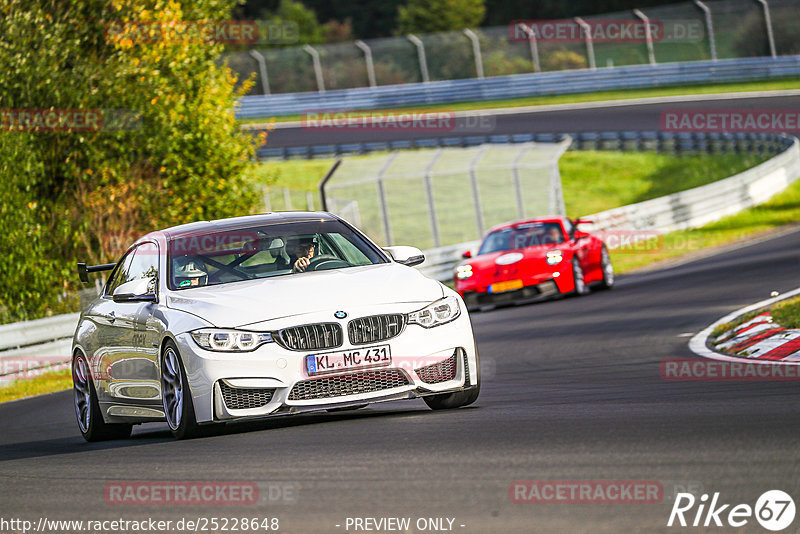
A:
[{"xmin": 284, "ymin": 237, "xmax": 316, "ymax": 273}]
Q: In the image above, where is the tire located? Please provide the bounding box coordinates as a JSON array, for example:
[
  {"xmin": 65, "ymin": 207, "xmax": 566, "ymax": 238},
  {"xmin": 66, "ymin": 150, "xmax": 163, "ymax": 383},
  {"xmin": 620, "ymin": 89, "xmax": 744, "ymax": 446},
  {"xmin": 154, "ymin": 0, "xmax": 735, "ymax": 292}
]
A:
[
  {"xmin": 73, "ymin": 354, "xmax": 132, "ymax": 442},
  {"xmin": 161, "ymin": 340, "xmax": 200, "ymax": 440},
  {"xmin": 572, "ymin": 259, "xmax": 590, "ymax": 296},
  {"xmin": 423, "ymin": 351, "xmax": 480, "ymax": 410},
  {"xmin": 598, "ymin": 246, "xmax": 615, "ymax": 289}
]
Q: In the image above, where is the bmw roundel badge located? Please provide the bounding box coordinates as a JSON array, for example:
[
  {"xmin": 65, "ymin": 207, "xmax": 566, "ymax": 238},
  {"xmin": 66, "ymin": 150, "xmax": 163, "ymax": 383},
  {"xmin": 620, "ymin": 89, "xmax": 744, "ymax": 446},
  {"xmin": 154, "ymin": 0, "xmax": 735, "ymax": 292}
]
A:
[{"xmin": 334, "ymin": 311, "xmax": 347, "ymax": 319}]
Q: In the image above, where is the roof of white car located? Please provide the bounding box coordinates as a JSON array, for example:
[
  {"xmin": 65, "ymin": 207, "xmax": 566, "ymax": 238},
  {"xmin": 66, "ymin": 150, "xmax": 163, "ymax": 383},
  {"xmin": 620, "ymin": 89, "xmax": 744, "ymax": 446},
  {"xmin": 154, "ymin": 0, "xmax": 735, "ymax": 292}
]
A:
[{"xmin": 160, "ymin": 211, "xmax": 338, "ymax": 238}]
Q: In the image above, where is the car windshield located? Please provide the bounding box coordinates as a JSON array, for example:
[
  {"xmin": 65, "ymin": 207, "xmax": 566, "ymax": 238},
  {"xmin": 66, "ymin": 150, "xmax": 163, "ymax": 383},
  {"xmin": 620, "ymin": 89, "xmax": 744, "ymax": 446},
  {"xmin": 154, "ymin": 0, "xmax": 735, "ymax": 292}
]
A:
[
  {"xmin": 168, "ymin": 219, "xmax": 387, "ymax": 290},
  {"xmin": 477, "ymin": 222, "xmax": 564, "ymax": 255}
]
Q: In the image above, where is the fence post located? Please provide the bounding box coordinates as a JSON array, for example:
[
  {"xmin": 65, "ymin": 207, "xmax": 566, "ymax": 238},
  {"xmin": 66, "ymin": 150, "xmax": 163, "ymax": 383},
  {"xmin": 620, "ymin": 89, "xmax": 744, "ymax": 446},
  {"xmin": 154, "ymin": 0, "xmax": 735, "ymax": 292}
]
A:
[
  {"xmin": 306, "ymin": 191, "xmax": 315, "ymax": 211},
  {"xmin": 574, "ymin": 18, "xmax": 597, "ymax": 70},
  {"xmin": 633, "ymin": 9, "xmax": 656, "ymax": 65},
  {"xmin": 755, "ymin": 0, "xmax": 777, "ymax": 58},
  {"xmin": 511, "ymin": 145, "xmax": 531, "ymax": 219},
  {"xmin": 302, "ymin": 44, "xmax": 326, "ymax": 93},
  {"xmin": 424, "ymin": 150, "xmax": 444, "ymax": 247},
  {"xmin": 376, "ymin": 153, "xmax": 399, "ymax": 245},
  {"xmin": 318, "ymin": 158, "xmax": 342, "ymax": 211},
  {"xmin": 469, "ymin": 146, "xmax": 487, "ymax": 237},
  {"xmin": 462, "ymin": 29, "xmax": 484, "ymax": 79},
  {"xmin": 693, "ymin": 0, "xmax": 718, "ymax": 61},
  {"xmin": 283, "ymin": 187, "xmax": 293, "ymax": 210},
  {"xmin": 355, "ymin": 40, "xmax": 377, "ymax": 88},
  {"xmin": 407, "ymin": 34, "xmax": 430, "ymax": 83},
  {"xmin": 262, "ymin": 186, "xmax": 272, "ymax": 212},
  {"xmin": 518, "ymin": 23, "xmax": 541, "ymax": 73},
  {"xmin": 248, "ymin": 50, "xmax": 270, "ymax": 95}
]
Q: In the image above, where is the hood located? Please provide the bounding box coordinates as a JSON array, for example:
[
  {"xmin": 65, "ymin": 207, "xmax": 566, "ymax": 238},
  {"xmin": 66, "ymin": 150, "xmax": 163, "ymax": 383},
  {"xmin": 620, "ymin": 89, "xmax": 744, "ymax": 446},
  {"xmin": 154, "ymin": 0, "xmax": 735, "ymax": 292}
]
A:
[
  {"xmin": 165, "ymin": 263, "xmax": 443, "ymax": 328},
  {"xmin": 467, "ymin": 245, "xmax": 562, "ymax": 271}
]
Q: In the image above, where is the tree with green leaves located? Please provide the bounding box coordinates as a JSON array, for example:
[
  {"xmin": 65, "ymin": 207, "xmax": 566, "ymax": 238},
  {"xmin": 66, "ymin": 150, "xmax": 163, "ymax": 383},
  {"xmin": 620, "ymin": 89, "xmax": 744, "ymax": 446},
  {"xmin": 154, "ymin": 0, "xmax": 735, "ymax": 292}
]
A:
[
  {"xmin": 396, "ymin": 0, "xmax": 485, "ymax": 35},
  {"xmin": 0, "ymin": 0, "xmax": 261, "ymax": 322}
]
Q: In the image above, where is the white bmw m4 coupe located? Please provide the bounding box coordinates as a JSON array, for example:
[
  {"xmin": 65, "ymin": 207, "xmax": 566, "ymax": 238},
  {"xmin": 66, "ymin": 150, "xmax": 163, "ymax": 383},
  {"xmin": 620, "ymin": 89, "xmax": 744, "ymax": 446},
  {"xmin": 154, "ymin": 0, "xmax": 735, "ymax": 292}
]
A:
[{"xmin": 72, "ymin": 212, "xmax": 480, "ymax": 440}]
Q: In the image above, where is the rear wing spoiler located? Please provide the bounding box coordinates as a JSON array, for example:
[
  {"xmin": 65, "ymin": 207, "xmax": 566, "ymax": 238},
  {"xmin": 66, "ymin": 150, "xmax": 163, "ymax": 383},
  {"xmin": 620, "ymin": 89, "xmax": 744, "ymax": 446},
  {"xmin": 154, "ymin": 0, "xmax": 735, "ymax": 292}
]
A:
[{"xmin": 77, "ymin": 262, "xmax": 116, "ymax": 284}]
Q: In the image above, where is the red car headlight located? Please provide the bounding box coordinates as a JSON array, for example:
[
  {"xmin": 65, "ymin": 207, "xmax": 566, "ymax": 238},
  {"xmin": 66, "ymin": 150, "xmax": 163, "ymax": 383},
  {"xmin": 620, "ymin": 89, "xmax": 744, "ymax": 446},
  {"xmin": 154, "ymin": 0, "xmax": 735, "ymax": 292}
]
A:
[{"xmin": 455, "ymin": 264, "xmax": 473, "ymax": 279}]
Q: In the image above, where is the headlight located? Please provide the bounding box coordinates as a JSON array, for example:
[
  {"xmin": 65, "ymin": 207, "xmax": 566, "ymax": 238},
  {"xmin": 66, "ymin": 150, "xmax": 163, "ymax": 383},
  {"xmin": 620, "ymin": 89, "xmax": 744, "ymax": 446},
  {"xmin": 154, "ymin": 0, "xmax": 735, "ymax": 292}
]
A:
[
  {"xmin": 408, "ymin": 296, "xmax": 461, "ymax": 328},
  {"xmin": 191, "ymin": 329, "xmax": 274, "ymax": 352},
  {"xmin": 546, "ymin": 250, "xmax": 563, "ymax": 265},
  {"xmin": 455, "ymin": 264, "xmax": 473, "ymax": 279}
]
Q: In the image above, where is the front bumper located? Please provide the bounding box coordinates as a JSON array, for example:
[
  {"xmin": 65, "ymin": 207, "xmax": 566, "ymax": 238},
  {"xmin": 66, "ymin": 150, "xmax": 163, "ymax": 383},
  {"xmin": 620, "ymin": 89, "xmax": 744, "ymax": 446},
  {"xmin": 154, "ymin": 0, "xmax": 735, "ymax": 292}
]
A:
[
  {"xmin": 174, "ymin": 303, "xmax": 478, "ymax": 423},
  {"xmin": 461, "ymin": 279, "xmax": 559, "ymax": 308}
]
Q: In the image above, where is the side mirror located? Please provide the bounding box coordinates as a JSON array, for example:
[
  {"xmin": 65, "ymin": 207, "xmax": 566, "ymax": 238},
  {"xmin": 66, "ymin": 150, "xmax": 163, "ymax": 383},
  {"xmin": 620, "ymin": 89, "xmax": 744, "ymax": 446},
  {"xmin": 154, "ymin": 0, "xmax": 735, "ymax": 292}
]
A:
[
  {"xmin": 112, "ymin": 278, "xmax": 158, "ymax": 303},
  {"xmin": 383, "ymin": 246, "xmax": 425, "ymax": 267},
  {"xmin": 572, "ymin": 230, "xmax": 589, "ymax": 241},
  {"xmin": 461, "ymin": 250, "xmax": 472, "ymax": 259}
]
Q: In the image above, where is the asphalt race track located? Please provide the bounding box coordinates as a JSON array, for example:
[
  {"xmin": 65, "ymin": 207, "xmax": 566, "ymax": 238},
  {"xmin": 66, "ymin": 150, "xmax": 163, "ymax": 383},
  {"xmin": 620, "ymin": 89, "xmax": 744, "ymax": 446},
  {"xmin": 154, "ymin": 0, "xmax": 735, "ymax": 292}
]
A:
[
  {"xmin": 2, "ymin": 226, "xmax": 800, "ymax": 533},
  {"xmin": 264, "ymin": 93, "xmax": 800, "ymax": 149}
]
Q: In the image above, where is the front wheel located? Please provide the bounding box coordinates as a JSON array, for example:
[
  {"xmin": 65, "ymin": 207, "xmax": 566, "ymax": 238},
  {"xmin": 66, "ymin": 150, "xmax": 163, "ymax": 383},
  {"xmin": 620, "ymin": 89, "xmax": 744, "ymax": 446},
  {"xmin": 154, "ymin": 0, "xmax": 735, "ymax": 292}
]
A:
[
  {"xmin": 423, "ymin": 351, "xmax": 480, "ymax": 410},
  {"xmin": 161, "ymin": 341, "xmax": 200, "ymax": 439},
  {"xmin": 572, "ymin": 259, "xmax": 590, "ymax": 296},
  {"xmin": 598, "ymin": 246, "xmax": 615, "ymax": 289},
  {"xmin": 73, "ymin": 354, "xmax": 132, "ymax": 442}
]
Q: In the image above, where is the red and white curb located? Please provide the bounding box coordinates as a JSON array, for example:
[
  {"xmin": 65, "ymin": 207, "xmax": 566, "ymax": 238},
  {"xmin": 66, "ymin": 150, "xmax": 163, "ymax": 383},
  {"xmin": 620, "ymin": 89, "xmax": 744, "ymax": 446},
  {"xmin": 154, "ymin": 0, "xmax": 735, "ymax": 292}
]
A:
[{"xmin": 689, "ymin": 287, "xmax": 800, "ymax": 365}]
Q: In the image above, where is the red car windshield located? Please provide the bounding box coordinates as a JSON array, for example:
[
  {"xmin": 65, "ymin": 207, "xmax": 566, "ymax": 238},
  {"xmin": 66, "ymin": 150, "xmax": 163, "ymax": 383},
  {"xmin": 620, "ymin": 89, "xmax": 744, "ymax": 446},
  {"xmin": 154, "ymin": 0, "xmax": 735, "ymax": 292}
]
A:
[{"xmin": 478, "ymin": 223, "xmax": 564, "ymax": 255}]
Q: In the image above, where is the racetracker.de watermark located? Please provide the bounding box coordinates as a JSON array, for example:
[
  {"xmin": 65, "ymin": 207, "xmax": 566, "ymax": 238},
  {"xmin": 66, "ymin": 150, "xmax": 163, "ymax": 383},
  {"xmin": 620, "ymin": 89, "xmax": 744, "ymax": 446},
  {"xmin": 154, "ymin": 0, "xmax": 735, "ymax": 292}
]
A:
[
  {"xmin": 1, "ymin": 357, "xmax": 70, "ymax": 381},
  {"xmin": 509, "ymin": 19, "xmax": 703, "ymax": 43},
  {"xmin": 0, "ymin": 109, "xmax": 140, "ymax": 132},
  {"xmin": 105, "ymin": 20, "xmax": 298, "ymax": 45},
  {"xmin": 509, "ymin": 480, "xmax": 663, "ymax": 503},
  {"xmin": 660, "ymin": 358, "xmax": 800, "ymax": 381},
  {"xmin": 300, "ymin": 111, "xmax": 496, "ymax": 133},
  {"xmin": 661, "ymin": 109, "xmax": 800, "ymax": 133},
  {"xmin": 104, "ymin": 481, "xmax": 298, "ymax": 506},
  {"xmin": 107, "ymin": 21, "xmax": 253, "ymax": 45}
]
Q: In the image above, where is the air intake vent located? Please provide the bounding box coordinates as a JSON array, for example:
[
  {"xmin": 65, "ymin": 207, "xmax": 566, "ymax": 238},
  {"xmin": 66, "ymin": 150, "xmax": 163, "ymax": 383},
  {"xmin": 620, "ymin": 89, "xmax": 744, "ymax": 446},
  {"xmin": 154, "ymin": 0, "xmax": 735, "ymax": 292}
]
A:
[
  {"xmin": 219, "ymin": 381, "xmax": 275, "ymax": 410},
  {"xmin": 288, "ymin": 369, "xmax": 410, "ymax": 401},
  {"xmin": 348, "ymin": 314, "xmax": 405, "ymax": 345},
  {"xmin": 415, "ymin": 352, "xmax": 457, "ymax": 384},
  {"xmin": 278, "ymin": 323, "xmax": 343, "ymax": 351}
]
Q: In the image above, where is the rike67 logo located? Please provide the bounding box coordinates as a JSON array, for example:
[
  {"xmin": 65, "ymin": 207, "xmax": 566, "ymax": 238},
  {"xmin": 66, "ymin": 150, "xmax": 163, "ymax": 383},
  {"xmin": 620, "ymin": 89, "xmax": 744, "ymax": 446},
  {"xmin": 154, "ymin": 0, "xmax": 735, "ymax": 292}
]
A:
[{"xmin": 668, "ymin": 490, "xmax": 795, "ymax": 531}]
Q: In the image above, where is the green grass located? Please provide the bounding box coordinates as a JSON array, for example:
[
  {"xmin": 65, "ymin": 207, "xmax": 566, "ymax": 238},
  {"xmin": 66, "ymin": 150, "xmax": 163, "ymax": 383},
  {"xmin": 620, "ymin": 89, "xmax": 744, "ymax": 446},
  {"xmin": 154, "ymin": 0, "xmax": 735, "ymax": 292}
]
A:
[
  {"xmin": 0, "ymin": 369, "xmax": 71, "ymax": 404},
  {"xmin": 559, "ymin": 151, "xmax": 769, "ymax": 217},
  {"xmin": 240, "ymin": 78, "xmax": 800, "ymax": 124},
  {"xmin": 771, "ymin": 296, "xmax": 800, "ymax": 329}
]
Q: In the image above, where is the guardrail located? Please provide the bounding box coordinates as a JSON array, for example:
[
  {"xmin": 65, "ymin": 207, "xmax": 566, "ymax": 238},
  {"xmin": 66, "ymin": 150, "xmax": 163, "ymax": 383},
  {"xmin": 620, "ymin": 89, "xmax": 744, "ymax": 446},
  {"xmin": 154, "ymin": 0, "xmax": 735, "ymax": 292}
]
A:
[
  {"xmin": 257, "ymin": 130, "xmax": 790, "ymax": 160},
  {"xmin": 238, "ymin": 56, "xmax": 800, "ymax": 120},
  {"xmin": 584, "ymin": 134, "xmax": 800, "ymax": 234},
  {"xmin": 0, "ymin": 313, "xmax": 79, "ymax": 384},
  {"xmin": 416, "ymin": 133, "xmax": 800, "ymax": 281}
]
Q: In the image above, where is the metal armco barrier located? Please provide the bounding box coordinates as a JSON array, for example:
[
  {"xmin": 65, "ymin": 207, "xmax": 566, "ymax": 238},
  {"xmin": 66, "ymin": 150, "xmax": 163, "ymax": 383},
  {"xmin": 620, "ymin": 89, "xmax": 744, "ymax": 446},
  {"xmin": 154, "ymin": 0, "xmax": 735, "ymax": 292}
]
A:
[
  {"xmin": 256, "ymin": 130, "xmax": 792, "ymax": 161},
  {"xmin": 237, "ymin": 56, "xmax": 800, "ymax": 120},
  {"xmin": 0, "ymin": 313, "xmax": 79, "ymax": 385}
]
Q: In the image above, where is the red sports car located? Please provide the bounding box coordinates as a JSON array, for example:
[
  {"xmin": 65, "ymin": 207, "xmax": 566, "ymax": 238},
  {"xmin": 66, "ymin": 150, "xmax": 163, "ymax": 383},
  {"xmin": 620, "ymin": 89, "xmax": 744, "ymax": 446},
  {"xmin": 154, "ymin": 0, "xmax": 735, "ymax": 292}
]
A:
[{"xmin": 454, "ymin": 217, "xmax": 614, "ymax": 309}]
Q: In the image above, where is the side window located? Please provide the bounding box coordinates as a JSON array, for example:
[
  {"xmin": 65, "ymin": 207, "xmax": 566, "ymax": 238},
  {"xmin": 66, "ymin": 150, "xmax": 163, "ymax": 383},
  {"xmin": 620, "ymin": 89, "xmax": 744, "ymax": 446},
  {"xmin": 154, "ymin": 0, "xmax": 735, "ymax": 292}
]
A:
[
  {"xmin": 107, "ymin": 243, "xmax": 159, "ymax": 296},
  {"xmin": 327, "ymin": 233, "xmax": 371, "ymax": 264},
  {"xmin": 562, "ymin": 219, "xmax": 574, "ymax": 240},
  {"xmin": 126, "ymin": 243, "xmax": 159, "ymax": 294},
  {"xmin": 105, "ymin": 250, "xmax": 136, "ymax": 296}
]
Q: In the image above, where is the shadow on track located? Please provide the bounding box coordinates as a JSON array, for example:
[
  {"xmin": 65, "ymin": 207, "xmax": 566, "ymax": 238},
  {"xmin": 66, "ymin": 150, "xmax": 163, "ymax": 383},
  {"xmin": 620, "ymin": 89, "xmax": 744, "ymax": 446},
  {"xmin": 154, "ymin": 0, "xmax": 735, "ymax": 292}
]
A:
[{"xmin": 0, "ymin": 405, "xmax": 478, "ymax": 462}]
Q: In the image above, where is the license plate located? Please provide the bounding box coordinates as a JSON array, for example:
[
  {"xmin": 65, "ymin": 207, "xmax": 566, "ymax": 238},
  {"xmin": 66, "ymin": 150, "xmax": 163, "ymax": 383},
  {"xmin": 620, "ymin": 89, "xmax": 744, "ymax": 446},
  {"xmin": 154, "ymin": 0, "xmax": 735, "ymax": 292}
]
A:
[
  {"xmin": 489, "ymin": 279, "xmax": 524, "ymax": 293},
  {"xmin": 306, "ymin": 344, "xmax": 391, "ymax": 376}
]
